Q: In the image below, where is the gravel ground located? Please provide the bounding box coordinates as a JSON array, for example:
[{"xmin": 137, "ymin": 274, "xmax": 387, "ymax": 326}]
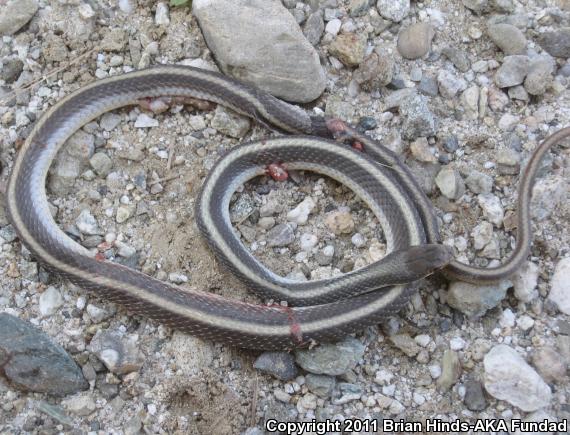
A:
[{"xmin": 0, "ymin": 0, "xmax": 569, "ymax": 434}]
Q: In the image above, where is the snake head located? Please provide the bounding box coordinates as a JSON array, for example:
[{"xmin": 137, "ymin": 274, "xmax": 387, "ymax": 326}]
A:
[{"xmin": 403, "ymin": 244, "xmax": 454, "ymax": 278}]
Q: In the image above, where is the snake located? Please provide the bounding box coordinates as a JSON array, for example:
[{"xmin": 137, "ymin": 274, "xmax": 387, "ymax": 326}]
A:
[{"xmin": 4, "ymin": 65, "xmax": 569, "ymax": 349}]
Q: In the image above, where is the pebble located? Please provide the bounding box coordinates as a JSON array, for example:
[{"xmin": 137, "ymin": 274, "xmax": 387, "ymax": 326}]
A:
[
  {"xmin": 253, "ymin": 352, "xmax": 298, "ymax": 381},
  {"xmin": 297, "ymin": 393, "xmax": 318, "ymax": 412},
  {"xmin": 463, "ymin": 0, "xmax": 489, "ymax": 14},
  {"xmin": 461, "ymin": 85, "xmax": 480, "ymax": 119},
  {"xmin": 304, "ymin": 11, "xmax": 324, "ymax": 45},
  {"xmin": 300, "ymin": 233, "xmax": 318, "ymax": 251},
  {"xmin": 273, "ymin": 389, "xmax": 291, "ymax": 403},
  {"xmin": 548, "ymin": 257, "xmax": 570, "ymax": 315},
  {"xmin": 389, "ymin": 334, "xmax": 421, "ymax": 357},
  {"xmin": 62, "ymin": 394, "xmax": 97, "ymax": 416},
  {"xmin": 437, "ymin": 350, "xmax": 461, "ymax": 392},
  {"xmin": 287, "ymin": 197, "xmax": 316, "ymax": 225},
  {"xmin": 449, "ymin": 337, "xmax": 466, "ymax": 351},
  {"xmin": 90, "ymin": 153, "xmax": 113, "ymax": 177},
  {"xmin": 88, "ymin": 330, "xmax": 143, "ymax": 375},
  {"xmin": 100, "ymin": 113, "xmax": 122, "ymax": 131},
  {"xmin": 508, "ymin": 84, "xmax": 529, "ymax": 102},
  {"xmin": 484, "ymin": 345, "xmax": 551, "ymax": 412},
  {"xmin": 494, "ymin": 55, "xmax": 529, "ymax": 88},
  {"xmin": 0, "ymin": 313, "xmax": 88, "ymax": 396},
  {"xmin": 116, "ymin": 206, "xmax": 132, "ymax": 224},
  {"xmin": 348, "ymin": 0, "xmax": 369, "ymax": 17},
  {"xmin": 211, "ymin": 106, "xmax": 251, "ymax": 138},
  {"xmin": 464, "ymin": 378, "xmax": 487, "ymax": 411},
  {"xmin": 488, "ymin": 87, "xmax": 510, "ymax": 111},
  {"xmin": 39, "ymin": 286, "xmax": 64, "ymax": 317},
  {"xmin": 516, "ymin": 315, "xmax": 535, "ymax": 331},
  {"xmin": 442, "ymin": 136, "xmax": 459, "ymax": 153},
  {"xmin": 1, "ymin": 58, "xmax": 24, "ymax": 83},
  {"xmin": 531, "ymin": 347, "xmax": 566, "ymax": 384},
  {"xmin": 410, "ymin": 66, "xmax": 422, "ymax": 82},
  {"xmin": 230, "ymin": 194, "xmax": 255, "ymax": 223},
  {"xmin": 512, "ymin": 261, "xmax": 539, "ymax": 302},
  {"xmin": 465, "ymin": 171, "xmax": 493, "ymax": 194},
  {"xmin": 154, "ymin": 2, "xmax": 170, "ymax": 26},
  {"xmin": 325, "ymin": 209, "xmax": 354, "ymax": 235},
  {"xmin": 324, "ymin": 18, "xmax": 341, "ymax": 35},
  {"xmin": 266, "ymin": 223, "xmax": 295, "ymax": 247},
  {"xmin": 115, "ymin": 241, "xmax": 136, "ymax": 258},
  {"xmin": 134, "ymin": 113, "xmax": 159, "ymax": 128},
  {"xmin": 441, "ymin": 47, "xmax": 471, "ymax": 72},
  {"xmin": 397, "ymin": 22, "xmax": 435, "ymax": 60},
  {"xmin": 500, "ymin": 308, "xmax": 516, "ymax": 328},
  {"xmin": 295, "ymin": 336, "xmax": 365, "ymax": 376},
  {"xmin": 410, "ymin": 138, "xmax": 436, "ymax": 163},
  {"xmin": 76, "ymin": 210, "xmax": 101, "ymax": 235},
  {"xmin": 447, "ymin": 280, "xmax": 510, "ymax": 317},
  {"xmin": 376, "ymin": 0, "xmax": 409, "ymax": 22},
  {"xmin": 418, "ymin": 75, "xmax": 439, "ymax": 96},
  {"xmin": 477, "ymin": 194, "xmax": 504, "ymax": 226},
  {"xmin": 435, "ymin": 167, "xmax": 465, "ymax": 200},
  {"xmin": 351, "ymin": 233, "xmax": 366, "ymax": 248},
  {"xmin": 353, "ymin": 51, "xmax": 394, "ymax": 91},
  {"xmin": 472, "ymin": 221, "xmax": 493, "ymax": 250},
  {"xmin": 258, "ymin": 217, "xmax": 275, "ymax": 230},
  {"xmin": 333, "ymin": 383, "xmax": 363, "ymax": 405},
  {"xmin": 487, "ymin": 24, "xmax": 527, "ymax": 55},
  {"xmin": 329, "ymin": 33, "xmax": 367, "ymax": 66},
  {"xmin": 400, "ymin": 94, "xmax": 436, "ymax": 140},
  {"xmin": 524, "ymin": 56, "xmax": 554, "ymax": 96},
  {"xmin": 537, "ymin": 28, "xmax": 570, "ymax": 58},
  {"xmin": 437, "ymin": 70, "xmax": 467, "ymax": 98},
  {"xmin": 168, "ymin": 273, "xmax": 188, "ymax": 284},
  {"xmin": 305, "ymin": 374, "xmax": 336, "ymax": 398},
  {"xmin": 86, "ymin": 304, "xmax": 113, "ymax": 323}
]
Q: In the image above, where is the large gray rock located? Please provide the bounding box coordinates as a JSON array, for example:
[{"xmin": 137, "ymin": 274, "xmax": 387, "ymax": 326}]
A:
[
  {"xmin": 484, "ymin": 345, "xmax": 551, "ymax": 412},
  {"xmin": 0, "ymin": 0, "xmax": 38, "ymax": 35},
  {"xmin": 487, "ymin": 23, "xmax": 527, "ymax": 55},
  {"xmin": 537, "ymin": 28, "xmax": 570, "ymax": 58},
  {"xmin": 193, "ymin": 0, "xmax": 325, "ymax": 103},
  {"xmin": 295, "ymin": 336, "xmax": 365, "ymax": 376},
  {"xmin": 494, "ymin": 55, "xmax": 529, "ymax": 88},
  {"xmin": 0, "ymin": 313, "xmax": 88, "ymax": 396}
]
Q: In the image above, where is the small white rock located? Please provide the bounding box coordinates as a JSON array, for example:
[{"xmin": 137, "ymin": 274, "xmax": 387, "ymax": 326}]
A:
[
  {"xmin": 516, "ymin": 315, "xmax": 535, "ymax": 331},
  {"xmin": 351, "ymin": 233, "xmax": 366, "ymax": 248},
  {"xmin": 134, "ymin": 113, "xmax": 159, "ymax": 128},
  {"xmin": 512, "ymin": 261, "xmax": 539, "ymax": 302},
  {"xmin": 548, "ymin": 257, "xmax": 570, "ymax": 315},
  {"xmin": 325, "ymin": 19, "xmax": 341, "ymax": 35},
  {"xmin": 449, "ymin": 337, "xmax": 466, "ymax": 351},
  {"xmin": 300, "ymin": 233, "xmax": 318, "ymax": 251},
  {"xmin": 499, "ymin": 308, "xmax": 516, "ymax": 328},
  {"xmin": 155, "ymin": 2, "xmax": 170, "ymax": 26},
  {"xmin": 39, "ymin": 286, "xmax": 63, "ymax": 316},
  {"xmin": 287, "ymin": 197, "xmax": 316, "ymax": 225}
]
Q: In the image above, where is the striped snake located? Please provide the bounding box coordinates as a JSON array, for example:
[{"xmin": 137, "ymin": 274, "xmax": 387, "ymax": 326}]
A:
[{"xmin": 5, "ymin": 66, "xmax": 569, "ymax": 349}]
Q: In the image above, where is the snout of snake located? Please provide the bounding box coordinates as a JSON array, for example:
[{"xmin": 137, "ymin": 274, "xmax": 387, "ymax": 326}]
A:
[{"xmin": 5, "ymin": 65, "xmax": 570, "ymax": 349}]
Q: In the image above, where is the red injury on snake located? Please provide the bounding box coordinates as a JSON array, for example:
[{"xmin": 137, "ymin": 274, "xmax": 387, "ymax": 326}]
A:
[
  {"xmin": 267, "ymin": 303, "xmax": 304, "ymax": 345},
  {"xmin": 266, "ymin": 163, "xmax": 289, "ymax": 181},
  {"xmin": 94, "ymin": 252, "xmax": 106, "ymax": 261},
  {"xmin": 326, "ymin": 118, "xmax": 365, "ymax": 151},
  {"xmin": 325, "ymin": 118, "xmax": 349, "ymax": 136},
  {"xmin": 352, "ymin": 141, "xmax": 364, "ymax": 151}
]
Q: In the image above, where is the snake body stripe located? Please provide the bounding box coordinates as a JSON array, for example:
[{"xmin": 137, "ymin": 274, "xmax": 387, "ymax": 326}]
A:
[{"xmin": 5, "ymin": 65, "xmax": 569, "ymax": 349}]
